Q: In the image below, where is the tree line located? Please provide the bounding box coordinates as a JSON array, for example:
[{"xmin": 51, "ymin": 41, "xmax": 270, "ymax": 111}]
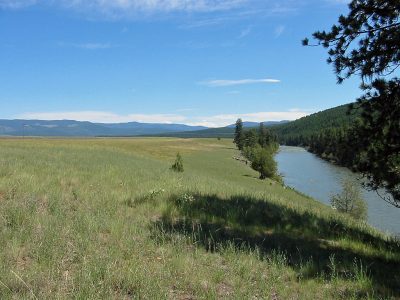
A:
[{"xmin": 234, "ymin": 119, "xmax": 280, "ymax": 181}]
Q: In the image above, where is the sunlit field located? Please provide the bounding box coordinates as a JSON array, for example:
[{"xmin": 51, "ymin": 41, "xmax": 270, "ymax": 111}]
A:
[{"xmin": 0, "ymin": 138, "xmax": 399, "ymax": 299}]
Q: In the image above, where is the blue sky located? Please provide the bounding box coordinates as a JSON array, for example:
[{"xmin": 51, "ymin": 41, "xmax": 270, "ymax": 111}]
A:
[{"xmin": 0, "ymin": 0, "xmax": 361, "ymax": 127}]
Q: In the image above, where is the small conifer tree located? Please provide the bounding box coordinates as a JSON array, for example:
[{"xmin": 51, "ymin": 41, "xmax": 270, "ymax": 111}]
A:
[
  {"xmin": 234, "ymin": 118, "xmax": 244, "ymax": 150},
  {"xmin": 171, "ymin": 152, "xmax": 184, "ymax": 172}
]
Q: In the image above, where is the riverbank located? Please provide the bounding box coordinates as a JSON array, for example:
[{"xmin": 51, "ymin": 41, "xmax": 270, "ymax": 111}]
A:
[{"xmin": 276, "ymin": 146, "xmax": 400, "ymax": 236}]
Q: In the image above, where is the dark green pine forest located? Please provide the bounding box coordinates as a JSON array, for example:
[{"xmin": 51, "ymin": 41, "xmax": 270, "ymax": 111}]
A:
[
  {"xmin": 270, "ymin": 102, "xmax": 400, "ymax": 206},
  {"xmin": 270, "ymin": 104, "xmax": 359, "ymax": 147},
  {"xmin": 270, "ymin": 103, "xmax": 361, "ymax": 168}
]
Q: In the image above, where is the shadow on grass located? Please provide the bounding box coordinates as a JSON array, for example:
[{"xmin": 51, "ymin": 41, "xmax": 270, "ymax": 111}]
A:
[
  {"xmin": 222, "ymin": 147, "xmax": 237, "ymax": 150},
  {"xmin": 152, "ymin": 193, "xmax": 400, "ymax": 297},
  {"xmin": 242, "ymin": 174, "xmax": 258, "ymax": 179}
]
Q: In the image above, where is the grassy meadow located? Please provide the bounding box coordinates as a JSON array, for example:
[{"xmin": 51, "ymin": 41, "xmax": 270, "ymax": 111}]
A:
[{"xmin": 0, "ymin": 138, "xmax": 399, "ymax": 299}]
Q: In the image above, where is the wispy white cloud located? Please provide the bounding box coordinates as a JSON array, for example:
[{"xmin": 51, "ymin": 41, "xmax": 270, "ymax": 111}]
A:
[
  {"xmin": 58, "ymin": 42, "xmax": 116, "ymax": 50},
  {"xmin": 17, "ymin": 109, "xmax": 311, "ymax": 127},
  {"xmin": 238, "ymin": 26, "xmax": 252, "ymax": 39},
  {"xmin": 179, "ymin": 5, "xmax": 296, "ymax": 29},
  {"xmin": 18, "ymin": 111, "xmax": 186, "ymax": 124},
  {"xmin": 1, "ymin": 0, "xmax": 301, "ymax": 22},
  {"xmin": 80, "ymin": 0, "xmax": 245, "ymax": 13},
  {"xmin": 177, "ymin": 40, "xmax": 212, "ymax": 49},
  {"xmin": 0, "ymin": 0, "xmax": 37, "ymax": 9},
  {"xmin": 1, "ymin": 0, "xmax": 246, "ymax": 14},
  {"xmin": 227, "ymin": 90, "xmax": 240, "ymax": 94},
  {"xmin": 274, "ymin": 25, "xmax": 285, "ymax": 38},
  {"xmin": 78, "ymin": 43, "xmax": 114, "ymax": 50},
  {"xmin": 201, "ymin": 78, "xmax": 281, "ymax": 87}
]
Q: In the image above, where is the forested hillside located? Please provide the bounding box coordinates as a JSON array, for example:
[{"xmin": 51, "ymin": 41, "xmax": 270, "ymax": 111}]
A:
[
  {"xmin": 271, "ymin": 104, "xmax": 362, "ymax": 168},
  {"xmin": 156, "ymin": 126, "xmax": 236, "ymax": 138},
  {"xmin": 270, "ymin": 104, "xmax": 360, "ymax": 146},
  {"xmin": 156, "ymin": 121, "xmax": 288, "ymax": 138}
]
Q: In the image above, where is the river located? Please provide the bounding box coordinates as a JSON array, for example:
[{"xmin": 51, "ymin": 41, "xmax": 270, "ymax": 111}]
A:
[{"xmin": 275, "ymin": 146, "xmax": 400, "ymax": 236}]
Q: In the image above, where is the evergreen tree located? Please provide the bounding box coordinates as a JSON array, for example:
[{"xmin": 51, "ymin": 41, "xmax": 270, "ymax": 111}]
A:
[
  {"xmin": 353, "ymin": 80, "xmax": 400, "ymax": 205},
  {"xmin": 304, "ymin": 0, "xmax": 400, "ymax": 207},
  {"xmin": 243, "ymin": 128, "xmax": 258, "ymax": 148},
  {"xmin": 258, "ymin": 122, "xmax": 269, "ymax": 147},
  {"xmin": 234, "ymin": 118, "xmax": 244, "ymax": 150},
  {"xmin": 171, "ymin": 153, "xmax": 184, "ymax": 172},
  {"xmin": 260, "ymin": 122, "xmax": 278, "ymax": 150}
]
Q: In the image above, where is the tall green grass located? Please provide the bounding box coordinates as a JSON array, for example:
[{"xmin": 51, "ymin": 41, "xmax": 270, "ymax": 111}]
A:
[{"xmin": 0, "ymin": 138, "xmax": 398, "ymax": 299}]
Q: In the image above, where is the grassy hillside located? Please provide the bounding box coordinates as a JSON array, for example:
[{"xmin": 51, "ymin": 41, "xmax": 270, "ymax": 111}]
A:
[
  {"xmin": 270, "ymin": 104, "xmax": 360, "ymax": 144},
  {"xmin": 0, "ymin": 138, "xmax": 399, "ymax": 299}
]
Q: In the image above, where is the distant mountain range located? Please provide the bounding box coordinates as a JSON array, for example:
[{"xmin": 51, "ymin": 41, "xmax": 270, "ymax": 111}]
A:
[
  {"xmin": 0, "ymin": 119, "xmax": 207, "ymax": 137},
  {"xmin": 0, "ymin": 119, "xmax": 288, "ymax": 137}
]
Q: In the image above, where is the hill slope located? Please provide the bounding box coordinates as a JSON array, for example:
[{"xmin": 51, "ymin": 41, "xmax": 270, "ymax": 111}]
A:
[
  {"xmin": 0, "ymin": 138, "xmax": 398, "ymax": 299},
  {"xmin": 270, "ymin": 104, "xmax": 360, "ymax": 145}
]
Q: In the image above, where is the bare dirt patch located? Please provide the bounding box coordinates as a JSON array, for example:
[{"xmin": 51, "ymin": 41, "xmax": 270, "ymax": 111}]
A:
[{"xmin": 216, "ymin": 282, "xmax": 233, "ymax": 298}]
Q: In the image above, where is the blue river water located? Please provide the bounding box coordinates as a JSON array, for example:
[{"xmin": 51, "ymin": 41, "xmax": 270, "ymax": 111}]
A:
[{"xmin": 275, "ymin": 146, "xmax": 400, "ymax": 236}]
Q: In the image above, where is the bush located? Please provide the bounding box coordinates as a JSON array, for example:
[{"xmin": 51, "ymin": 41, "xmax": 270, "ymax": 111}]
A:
[
  {"xmin": 330, "ymin": 179, "xmax": 367, "ymax": 220},
  {"xmin": 171, "ymin": 152, "xmax": 184, "ymax": 172},
  {"xmin": 244, "ymin": 145, "xmax": 277, "ymax": 180}
]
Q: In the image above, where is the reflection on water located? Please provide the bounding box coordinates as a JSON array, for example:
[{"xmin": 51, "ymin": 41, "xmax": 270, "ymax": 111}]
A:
[{"xmin": 276, "ymin": 146, "xmax": 399, "ymax": 236}]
